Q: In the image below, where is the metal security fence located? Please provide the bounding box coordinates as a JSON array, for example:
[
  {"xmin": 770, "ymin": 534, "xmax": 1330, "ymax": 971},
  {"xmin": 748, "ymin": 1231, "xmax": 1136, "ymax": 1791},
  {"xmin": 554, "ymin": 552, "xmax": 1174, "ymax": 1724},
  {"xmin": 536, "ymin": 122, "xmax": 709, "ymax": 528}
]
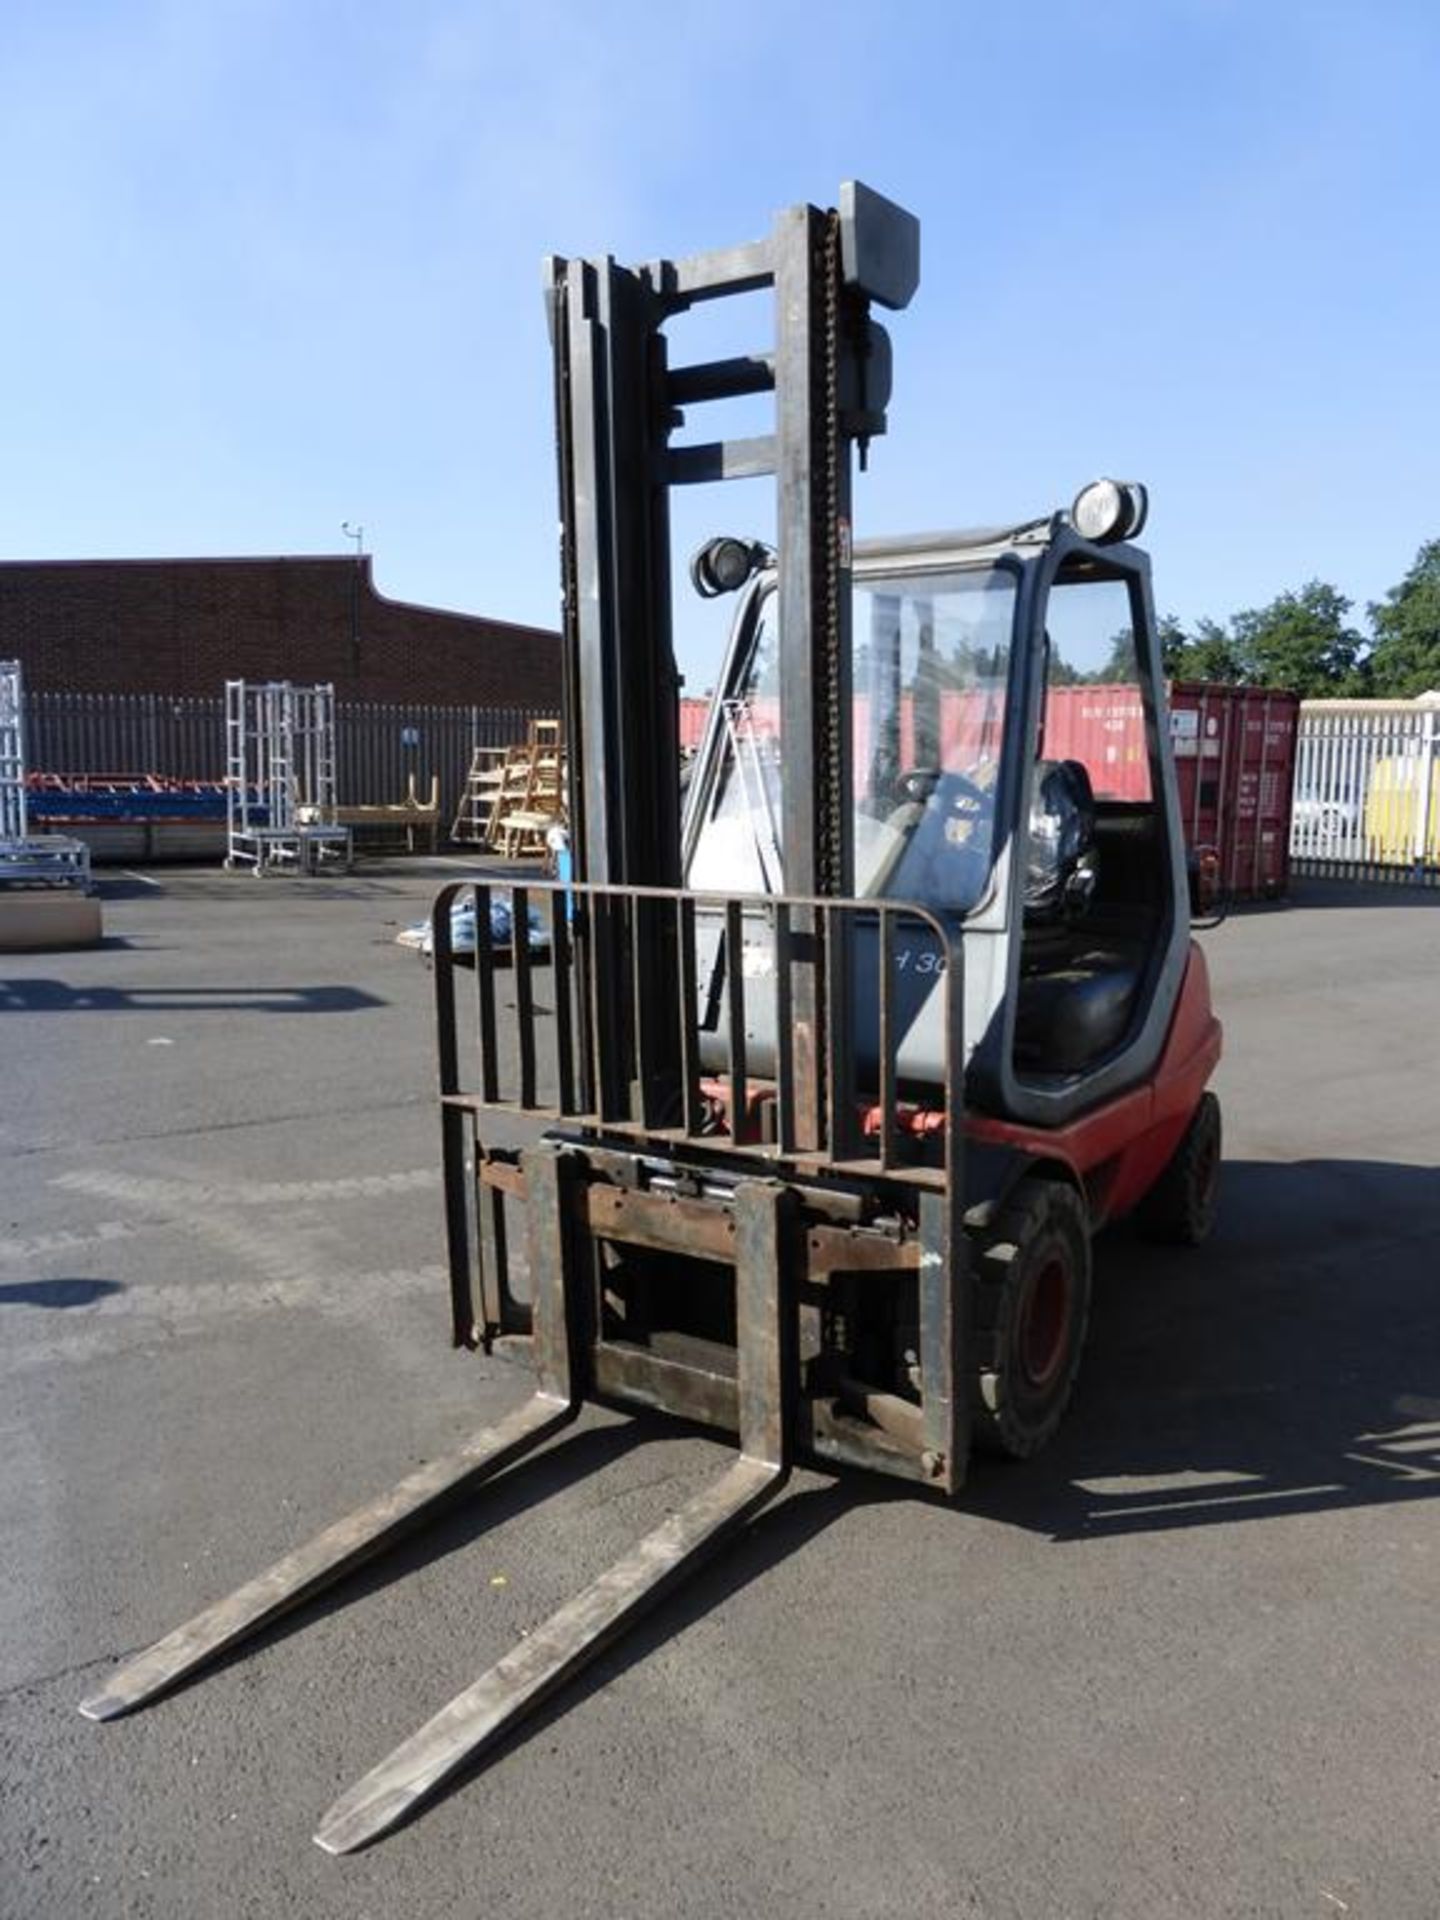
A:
[
  {"xmin": 1291, "ymin": 697, "xmax": 1440, "ymax": 885},
  {"xmin": 334, "ymin": 704, "xmax": 548, "ymax": 829},
  {"xmin": 23, "ymin": 690, "xmax": 548, "ymax": 832}
]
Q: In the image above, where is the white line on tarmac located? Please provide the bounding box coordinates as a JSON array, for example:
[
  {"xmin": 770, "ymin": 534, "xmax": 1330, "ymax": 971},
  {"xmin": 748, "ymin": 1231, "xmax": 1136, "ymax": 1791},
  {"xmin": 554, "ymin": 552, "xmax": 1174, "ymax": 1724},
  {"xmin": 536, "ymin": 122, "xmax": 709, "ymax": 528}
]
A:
[
  {"xmin": 1, "ymin": 1263, "xmax": 448, "ymax": 1374},
  {"xmin": 119, "ymin": 869, "xmax": 163, "ymax": 888},
  {"xmin": 53, "ymin": 1166, "xmax": 440, "ymax": 1208}
]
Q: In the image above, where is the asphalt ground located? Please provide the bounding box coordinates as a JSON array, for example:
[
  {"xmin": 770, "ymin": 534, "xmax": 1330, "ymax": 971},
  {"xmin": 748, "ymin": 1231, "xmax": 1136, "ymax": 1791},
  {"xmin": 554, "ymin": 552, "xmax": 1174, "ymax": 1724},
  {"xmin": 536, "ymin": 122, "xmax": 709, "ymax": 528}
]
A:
[{"xmin": 2, "ymin": 861, "xmax": 1438, "ymax": 1920}]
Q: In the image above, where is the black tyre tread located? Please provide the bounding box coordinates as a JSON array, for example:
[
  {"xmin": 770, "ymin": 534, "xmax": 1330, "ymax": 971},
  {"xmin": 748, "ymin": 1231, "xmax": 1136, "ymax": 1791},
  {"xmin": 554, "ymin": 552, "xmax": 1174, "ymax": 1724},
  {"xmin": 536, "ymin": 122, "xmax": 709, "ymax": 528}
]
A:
[
  {"xmin": 1138, "ymin": 1092, "xmax": 1221, "ymax": 1247},
  {"xmin": 970, "ymin": 1177, "xmax": 1092, "ymax": 1461}
]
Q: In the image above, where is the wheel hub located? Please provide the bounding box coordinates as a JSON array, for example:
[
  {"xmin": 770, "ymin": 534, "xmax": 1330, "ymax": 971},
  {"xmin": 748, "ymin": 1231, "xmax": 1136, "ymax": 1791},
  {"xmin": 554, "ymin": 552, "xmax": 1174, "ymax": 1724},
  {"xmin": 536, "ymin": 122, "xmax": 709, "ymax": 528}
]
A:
[{"xmin": 1019, "ymin": 1253, "xmax": 1071, "ymax": 1391}]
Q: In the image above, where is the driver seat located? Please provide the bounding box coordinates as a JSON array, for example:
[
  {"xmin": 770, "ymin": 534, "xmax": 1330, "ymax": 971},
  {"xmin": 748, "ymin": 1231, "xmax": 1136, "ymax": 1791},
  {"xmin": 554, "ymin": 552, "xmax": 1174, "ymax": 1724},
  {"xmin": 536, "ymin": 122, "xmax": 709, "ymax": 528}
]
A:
[{"xmin": 1014, "ymin": 760, "xmax": 1142, "ymax": 1075}]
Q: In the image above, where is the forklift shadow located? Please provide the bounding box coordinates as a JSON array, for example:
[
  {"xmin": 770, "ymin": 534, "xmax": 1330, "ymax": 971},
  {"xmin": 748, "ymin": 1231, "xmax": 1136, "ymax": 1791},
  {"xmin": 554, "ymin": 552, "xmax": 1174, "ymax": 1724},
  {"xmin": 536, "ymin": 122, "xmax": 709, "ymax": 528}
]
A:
[
  {"xmin": 963, "ymin": 1155, "xmax": 1440, "ymax": 1540},
  {"xmin": 556, "ymin": 1155, "xmax": 1440, "ymax": 1743}
]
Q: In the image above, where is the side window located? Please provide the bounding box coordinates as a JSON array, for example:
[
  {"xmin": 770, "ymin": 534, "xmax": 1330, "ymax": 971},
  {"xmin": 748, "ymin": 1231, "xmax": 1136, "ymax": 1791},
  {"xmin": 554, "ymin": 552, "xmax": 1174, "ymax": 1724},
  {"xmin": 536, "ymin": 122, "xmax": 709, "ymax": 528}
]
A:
[{"xmin": 1040, "ymin": 576, "xmax": 1153, "ymax": 803}]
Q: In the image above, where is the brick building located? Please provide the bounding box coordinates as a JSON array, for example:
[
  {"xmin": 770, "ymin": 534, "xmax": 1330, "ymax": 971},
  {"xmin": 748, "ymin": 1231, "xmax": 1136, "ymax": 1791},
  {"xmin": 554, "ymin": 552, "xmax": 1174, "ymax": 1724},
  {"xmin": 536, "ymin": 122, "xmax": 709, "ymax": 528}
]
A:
[{"xmin": 0, "ymin": 554, "xmax": 560, "ymax": 707}]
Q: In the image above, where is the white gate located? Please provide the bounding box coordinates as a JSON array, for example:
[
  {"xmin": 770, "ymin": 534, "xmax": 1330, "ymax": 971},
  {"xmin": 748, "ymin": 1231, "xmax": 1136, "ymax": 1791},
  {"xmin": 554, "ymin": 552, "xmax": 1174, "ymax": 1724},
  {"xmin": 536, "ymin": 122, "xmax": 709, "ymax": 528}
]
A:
[{"xmin": 1291, "ymin": 695, "xmax": 1440, "ymax": 883}]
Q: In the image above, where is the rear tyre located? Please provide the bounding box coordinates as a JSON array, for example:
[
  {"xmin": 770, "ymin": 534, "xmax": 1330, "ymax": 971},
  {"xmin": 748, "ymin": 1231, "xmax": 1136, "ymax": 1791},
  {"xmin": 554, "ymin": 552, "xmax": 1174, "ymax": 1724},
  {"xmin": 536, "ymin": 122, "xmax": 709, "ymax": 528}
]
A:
[
  {"xmin": 1138, "ymin": 1092, "xmax": 1222, "ymax": 1247},
  {"xmin": 972, "ymin": 1178, "xmax": 1092, "ymax": 1460}
]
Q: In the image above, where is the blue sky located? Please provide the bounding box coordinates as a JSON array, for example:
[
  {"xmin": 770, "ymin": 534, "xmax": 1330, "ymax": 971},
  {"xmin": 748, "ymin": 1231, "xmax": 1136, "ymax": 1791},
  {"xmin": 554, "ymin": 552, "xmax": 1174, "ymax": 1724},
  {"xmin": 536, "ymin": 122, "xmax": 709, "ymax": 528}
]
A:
[{"xmin": 4, "ymin": 0, "xmax": 1438, "ymax": 692}]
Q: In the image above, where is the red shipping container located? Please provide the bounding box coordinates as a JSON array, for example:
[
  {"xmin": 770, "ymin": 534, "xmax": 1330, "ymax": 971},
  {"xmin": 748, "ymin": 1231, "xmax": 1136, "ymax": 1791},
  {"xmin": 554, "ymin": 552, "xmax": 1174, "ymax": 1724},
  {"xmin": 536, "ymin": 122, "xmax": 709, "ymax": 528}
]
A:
[
  {"xmin": 680, "ymin": 697, "xmax": 709, "ymax": 752},
  {"xmin": 1041, "ymin": 685, "xmax": 1152, "ymax": 801},
  {"xmin": 1043, "ymin": 681, "xmax": 1299, "ymax": 899},
  {"xmin": 1169, "ymin": 682, "xmax": 1299, "ymax": 901}
]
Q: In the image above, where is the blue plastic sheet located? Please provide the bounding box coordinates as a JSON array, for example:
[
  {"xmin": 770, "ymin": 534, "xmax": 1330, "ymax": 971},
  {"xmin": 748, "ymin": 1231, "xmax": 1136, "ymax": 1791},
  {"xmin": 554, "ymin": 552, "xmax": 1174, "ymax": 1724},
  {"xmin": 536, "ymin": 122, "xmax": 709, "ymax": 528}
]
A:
[{"xmin": 401, "ymin": 891, "xmax": 547, "ymax": 957}]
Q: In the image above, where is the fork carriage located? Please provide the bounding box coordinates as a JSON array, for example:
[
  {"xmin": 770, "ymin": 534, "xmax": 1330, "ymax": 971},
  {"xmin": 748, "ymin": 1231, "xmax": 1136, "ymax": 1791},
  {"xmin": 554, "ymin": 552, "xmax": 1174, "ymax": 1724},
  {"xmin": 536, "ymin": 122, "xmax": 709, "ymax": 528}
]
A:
[{"xmin": 435, "ymin": 878, "xmax": 970, "ymax": 1497}]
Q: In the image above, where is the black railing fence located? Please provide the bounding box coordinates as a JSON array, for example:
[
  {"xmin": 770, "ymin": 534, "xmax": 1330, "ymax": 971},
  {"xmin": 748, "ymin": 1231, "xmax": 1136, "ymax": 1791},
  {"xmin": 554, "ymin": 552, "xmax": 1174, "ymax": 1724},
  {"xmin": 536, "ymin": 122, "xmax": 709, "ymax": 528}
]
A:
[{"xmin": 24, "ymin": 690, "xmax": 548, "ymax": 831}]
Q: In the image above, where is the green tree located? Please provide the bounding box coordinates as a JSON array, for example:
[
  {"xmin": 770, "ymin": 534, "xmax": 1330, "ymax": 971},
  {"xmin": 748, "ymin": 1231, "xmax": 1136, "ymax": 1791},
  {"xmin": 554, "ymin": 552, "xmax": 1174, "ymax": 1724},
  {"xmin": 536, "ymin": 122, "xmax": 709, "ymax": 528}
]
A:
[
  {"xmin": 1161, "ymin": 615, "xmax": 1245, "ymax": 685},
  {"xmin": 1157, "ymin": 614, "xmax": 1189, "ymax": 676},
  {"xmin": 1367, "ymin": 539, "xmax": 1440, "ymax": 697},
  {"xmin": 1229, "ymin": 581, "xmax": 1365, "ymax": 697},
  {"xmin": 1089, "ymin": 627, "xmax": 1138, "ymax": 683}
]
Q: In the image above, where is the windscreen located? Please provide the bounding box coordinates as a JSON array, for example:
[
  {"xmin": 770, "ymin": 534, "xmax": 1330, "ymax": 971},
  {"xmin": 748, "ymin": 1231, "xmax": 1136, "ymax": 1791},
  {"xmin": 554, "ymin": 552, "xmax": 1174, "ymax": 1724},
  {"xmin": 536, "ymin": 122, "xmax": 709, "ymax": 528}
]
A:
[
  {"xmin": 686, "ymin": 564, "xmax": 1017, "ymax": 913},
  {"xmin": 854, "ymin": 565, "xmax": 1016, "ymax": 912}
]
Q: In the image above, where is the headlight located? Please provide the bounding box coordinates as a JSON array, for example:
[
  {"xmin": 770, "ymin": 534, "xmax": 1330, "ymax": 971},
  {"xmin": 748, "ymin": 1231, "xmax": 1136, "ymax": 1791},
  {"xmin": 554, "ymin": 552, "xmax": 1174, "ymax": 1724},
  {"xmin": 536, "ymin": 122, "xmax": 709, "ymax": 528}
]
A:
[
  {"xmin": 1071, "ymin": 478, "xmax": 1148, "ymax": 545},
  {"xmin": 689, "ymin": 536, "xmax": 768, "ymax": 598}
]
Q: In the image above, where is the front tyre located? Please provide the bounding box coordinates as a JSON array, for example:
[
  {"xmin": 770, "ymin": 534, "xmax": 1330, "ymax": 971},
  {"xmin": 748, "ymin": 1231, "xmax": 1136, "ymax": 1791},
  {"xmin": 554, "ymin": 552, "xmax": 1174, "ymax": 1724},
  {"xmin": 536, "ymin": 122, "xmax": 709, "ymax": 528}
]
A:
[
  {"xmin": 972, "ymin": 1178, "xmax": 1092, "ymax": 1460},
  {"xmin": 1138, "ymin": 1092, "xmax": 1222, "ymax": 1247}
]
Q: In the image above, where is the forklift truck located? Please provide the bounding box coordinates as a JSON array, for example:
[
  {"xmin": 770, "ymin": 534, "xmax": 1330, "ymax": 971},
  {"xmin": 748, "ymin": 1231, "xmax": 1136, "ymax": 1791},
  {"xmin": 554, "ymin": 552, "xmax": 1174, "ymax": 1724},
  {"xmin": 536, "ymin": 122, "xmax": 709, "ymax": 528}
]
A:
[{"xmin": 81, "ymin": 183, "xmax": 1221, "ymax": 1851}]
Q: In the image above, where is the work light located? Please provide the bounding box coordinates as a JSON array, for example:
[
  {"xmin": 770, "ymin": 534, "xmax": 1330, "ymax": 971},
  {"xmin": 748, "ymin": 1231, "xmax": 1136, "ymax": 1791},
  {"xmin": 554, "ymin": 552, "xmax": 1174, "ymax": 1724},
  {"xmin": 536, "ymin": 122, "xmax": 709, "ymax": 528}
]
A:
[
  {"xmin": 689, "ymin": 536, "xmax": 769, "ymax": 598},
  {"xmin": 1070, "ymin": 478, "xmax": 1148, "ymax": 545}
]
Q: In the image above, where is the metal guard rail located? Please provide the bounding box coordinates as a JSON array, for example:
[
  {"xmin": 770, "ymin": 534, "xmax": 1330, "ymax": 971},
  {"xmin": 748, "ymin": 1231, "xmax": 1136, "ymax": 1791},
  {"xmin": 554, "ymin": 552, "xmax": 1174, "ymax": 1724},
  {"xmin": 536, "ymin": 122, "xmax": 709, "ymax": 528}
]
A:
[{"xmin": 432, "ymin": 878, "xmax": 964, "ymax": 1185}]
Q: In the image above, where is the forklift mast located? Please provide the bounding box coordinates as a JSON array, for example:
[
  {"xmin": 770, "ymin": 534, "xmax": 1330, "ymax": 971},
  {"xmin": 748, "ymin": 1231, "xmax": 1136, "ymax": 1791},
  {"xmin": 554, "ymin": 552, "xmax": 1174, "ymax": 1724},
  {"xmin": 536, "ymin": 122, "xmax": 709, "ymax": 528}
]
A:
[{"xmin": 547, "ymin": 181, "xmax": 919, "ymax": 902}]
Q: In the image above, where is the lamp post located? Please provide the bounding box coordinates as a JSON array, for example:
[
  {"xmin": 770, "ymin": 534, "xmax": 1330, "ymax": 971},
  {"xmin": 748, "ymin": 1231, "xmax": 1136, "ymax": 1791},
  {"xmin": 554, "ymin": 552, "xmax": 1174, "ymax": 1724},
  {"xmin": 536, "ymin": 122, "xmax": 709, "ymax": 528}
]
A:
[{"xmin": 341, "ymin": 521, "xmax": 364, "ymax": 680}]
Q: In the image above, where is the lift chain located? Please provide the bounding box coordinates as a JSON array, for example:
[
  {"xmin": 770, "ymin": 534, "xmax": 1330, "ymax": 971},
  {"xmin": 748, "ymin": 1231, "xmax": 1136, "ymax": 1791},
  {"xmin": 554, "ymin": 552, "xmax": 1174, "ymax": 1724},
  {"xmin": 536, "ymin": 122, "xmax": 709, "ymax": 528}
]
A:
[{"xmin": 819, "ymin": 206, "xmax": 845, "ymax": 899}]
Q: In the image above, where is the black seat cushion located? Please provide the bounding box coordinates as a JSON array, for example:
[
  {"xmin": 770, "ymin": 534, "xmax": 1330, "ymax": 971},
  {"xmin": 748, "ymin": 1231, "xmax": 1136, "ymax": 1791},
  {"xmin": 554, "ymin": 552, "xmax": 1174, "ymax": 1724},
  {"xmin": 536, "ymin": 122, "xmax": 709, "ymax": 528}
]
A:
[{"xmin": 1014, "ymin": 947, "xmax": 1141, "ymax": 1074}]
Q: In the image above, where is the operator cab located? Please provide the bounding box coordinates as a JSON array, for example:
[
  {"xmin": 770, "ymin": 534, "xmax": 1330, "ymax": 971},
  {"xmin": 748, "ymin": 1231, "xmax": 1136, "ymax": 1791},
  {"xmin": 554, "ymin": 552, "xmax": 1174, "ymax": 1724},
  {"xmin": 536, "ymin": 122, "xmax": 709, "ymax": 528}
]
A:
[{"xmin": 681, "ymin": 485, "xmax": 1191, "ymax": 1126}]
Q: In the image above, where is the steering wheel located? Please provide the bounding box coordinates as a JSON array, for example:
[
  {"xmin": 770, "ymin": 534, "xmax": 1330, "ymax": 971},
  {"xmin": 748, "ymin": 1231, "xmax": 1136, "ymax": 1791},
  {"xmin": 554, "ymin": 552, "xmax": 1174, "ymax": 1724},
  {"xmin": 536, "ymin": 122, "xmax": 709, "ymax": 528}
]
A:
[
  {"xmin": 896, "ymin": 766, "xmax": 992, "ymax": 821},
  {"xmin": 885, "ymin": 767, "xmax": 995, "ymax": 909}
]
